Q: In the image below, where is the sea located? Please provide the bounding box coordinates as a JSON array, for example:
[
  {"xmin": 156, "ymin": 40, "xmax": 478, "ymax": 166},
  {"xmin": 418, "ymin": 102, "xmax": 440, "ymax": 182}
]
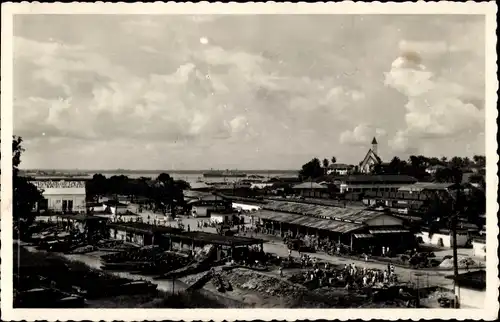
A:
[{"xmin": 23, "ymin": 170, "xmax": 298, "ymax": 185}]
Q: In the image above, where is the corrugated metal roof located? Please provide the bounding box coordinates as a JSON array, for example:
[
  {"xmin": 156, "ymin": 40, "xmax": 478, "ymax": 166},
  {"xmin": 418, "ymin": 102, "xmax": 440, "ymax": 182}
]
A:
[
  {"xmin": 369, "ymin": 229, "xmax": 410, "ymax": 234},
  {"xmin": 262, "ymin": 200, "xmax": 383, "ymax": 224},
  {"xmin": 354, "ymin": 233, "xmax": 374, "ymax": 239},
  {"xmin": 398, "ymin": 182, "xmax": 457, "ymax": 192},
  {"xmin": 292, "ymin": 182, "xmax": 328, "ymax": 189},
  {"xmin": 254, "ymin": 210, "xmax": 363, "ymax": 233},
  {"xmin": 332, "ymin": 175, "xmax": 417, "ymax": 183},
  {"xmin": 189, "ymin": 182, "xmax": 212, "ymax": 190}
]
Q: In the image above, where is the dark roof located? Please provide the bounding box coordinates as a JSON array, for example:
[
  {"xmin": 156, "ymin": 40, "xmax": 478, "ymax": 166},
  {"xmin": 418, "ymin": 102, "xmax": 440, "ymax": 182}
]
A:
[
  {"xmin": 333, "ymin": 174, "xmax": 417, "ymax": 184},
  {"xmin": 254, "ymin": 210, "xmax": 363, "ymax": 233},
  {"xmin": 263, "ymin": 200, "xmax": 386, "ymax": 224},
  {"xmin": 187, "ymin": 194, "xmax": 230, "ymax": 204},
  {"xmin": 107, "ymin": 222, "xmax": 183, "ymax": 235},
  {"xmin": 371, "ymin": 137, "xmax": 378, "ymax": 144},
  {"xmin": 167, "ymin": 231, "xmax": 263, "ymax": 247},
  {"xmin": 445, "ymin": 270, "xmax": 486, "ymax": 291},
  {"xmin": 327, "ymin": 163, "xmax": 353, "ymax": 169},
  {"xmin": 427, "ymin": 164, "xmax": 446, "ymax": 170},
  {"xmin": 57, "ymin": 214, "xmax": 108, "ymax": 221}
]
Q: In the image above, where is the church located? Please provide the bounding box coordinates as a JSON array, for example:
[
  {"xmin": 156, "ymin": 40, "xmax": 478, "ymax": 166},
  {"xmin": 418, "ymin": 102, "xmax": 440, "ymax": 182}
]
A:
[{"xmin": 359, "ymin": 137, "xmax": 382, "ymax": 173}]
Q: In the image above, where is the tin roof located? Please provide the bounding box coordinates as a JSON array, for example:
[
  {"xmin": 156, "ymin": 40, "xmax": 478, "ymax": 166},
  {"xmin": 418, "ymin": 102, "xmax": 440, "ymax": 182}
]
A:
[
  {"xmin": 167, "ymin": 231, "xmax": 263, "ymax": 247},
  {"xmin": 292, "ymin": 182, "xmax": 328, "ymax": 189},
  {"xmin": 262, "ymin": 200, "xmax": 383, "ymax": 224},
  {"xmin": 398, "ymin": 182, "xmax": 458, "ymax": 192},
  {"xmin": 354, "ymin": 233, "xmax": 374, "ymax": 239},
  {"xmin": 368, "ymin": 228, "xmax": 410, "ymax": 234},
  {"xmin": 107, "ymin": 222, "xmax": 183, "ymax": 235},
  {"xmin": 189, "ymin": 182, "xmax": 212, "ymax": 190},
  {"xmin": 333, "ymin": 175, "xmax": 417, "ymax": 183},
  {"xmin": 58, "ymin": 214, "xmax": 107, "ymax": 221},
  {"xmin": 254, "ymin": 210, "xmax": 363, "ymax": 234}
]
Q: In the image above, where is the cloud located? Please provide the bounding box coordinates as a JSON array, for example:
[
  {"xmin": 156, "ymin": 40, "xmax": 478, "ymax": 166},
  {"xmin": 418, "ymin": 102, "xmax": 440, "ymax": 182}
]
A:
[
  {"xmin": 339, "ymin": 124, "xmax": 386, "ymax": 146},
  {"xmin": 12, "ymin": 15, "xmax": 485, "ymax": 169},
  {"xmin": 384, "ymin": 45, "xmax": 484, "ymax": 152}
]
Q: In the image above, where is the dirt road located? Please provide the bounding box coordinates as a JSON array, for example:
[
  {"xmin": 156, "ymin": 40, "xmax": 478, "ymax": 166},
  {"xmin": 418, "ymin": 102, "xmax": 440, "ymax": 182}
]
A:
[{"xmin": 263, "ymin": 242, "xmax": 468, "ymax": 288}]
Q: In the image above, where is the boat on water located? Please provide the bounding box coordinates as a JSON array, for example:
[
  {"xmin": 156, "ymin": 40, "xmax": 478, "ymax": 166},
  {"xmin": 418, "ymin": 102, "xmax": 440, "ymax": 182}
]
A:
[{"xmin": 202, "ymin": 170, "xmax": 247, "ymax": 178}]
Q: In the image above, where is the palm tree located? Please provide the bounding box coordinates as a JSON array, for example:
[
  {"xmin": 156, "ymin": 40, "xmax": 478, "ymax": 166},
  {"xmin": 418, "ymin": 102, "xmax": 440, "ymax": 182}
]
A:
[{"xmin": 322, "ymin": 158, "xmax": 330, "ymax": 175}]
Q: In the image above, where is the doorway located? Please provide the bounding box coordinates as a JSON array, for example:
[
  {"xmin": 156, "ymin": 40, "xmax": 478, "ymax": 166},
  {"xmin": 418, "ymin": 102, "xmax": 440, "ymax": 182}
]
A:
[{"xmin": 62, "ymin": 200, "xmax": 74, "ymax": 213}]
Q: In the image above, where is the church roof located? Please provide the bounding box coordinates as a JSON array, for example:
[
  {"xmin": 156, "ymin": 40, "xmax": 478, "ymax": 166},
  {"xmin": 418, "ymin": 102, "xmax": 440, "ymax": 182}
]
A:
[{"xmin": 371, "ymin": 137, "xmax": 378, "ymax": 144}]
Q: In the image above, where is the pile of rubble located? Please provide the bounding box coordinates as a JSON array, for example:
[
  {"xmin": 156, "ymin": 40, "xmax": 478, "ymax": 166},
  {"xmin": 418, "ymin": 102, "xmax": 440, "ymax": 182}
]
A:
[
  {"xmin": 439, "ymin": 256, "xmax": 476, "ymax": 269},
  {"xmin": 221, "ymin": 268, "xmax": 308, "ymax": 298}
]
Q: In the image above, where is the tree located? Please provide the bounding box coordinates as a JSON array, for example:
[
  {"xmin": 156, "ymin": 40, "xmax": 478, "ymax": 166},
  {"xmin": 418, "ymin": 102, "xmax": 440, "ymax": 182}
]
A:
[
  {"xmin": 331, "ymin": 156, "xmax": 337, "ymax": 165},
  {"xmin": 8, "ymin": 136, "xmax": 44, "ymax": 239},
  {"xmin": 322, "ymin": 158, "xmax": 330, "ymax": 175},
  {"xmin": 472, "ymin": 155, "xmax": 486, "ymax": 168},
  {"xmin": 86, "ymin": 173, "xmax": 108, "ymax": 201},
  {"xmin": 151, "ymin": 173, "xmax": 185, "ymax": 218},
  {"xmin": 298, "ymin": 158, "xmax": 324, "ymax": 181},
  {"xmin": 434, "ymin": 167, "xmax": 463, "ymax": 183},
  {"xmin": 450, "ymin": 156, "xmax": 464, "ymax": 169}
]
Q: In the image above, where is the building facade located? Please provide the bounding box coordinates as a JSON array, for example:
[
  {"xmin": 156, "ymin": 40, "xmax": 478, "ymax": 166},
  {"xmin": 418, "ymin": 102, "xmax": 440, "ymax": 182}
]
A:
[
  {"xmin": 31, "ymin": 177, "xmax": 87, "ymax": 213},
  {"xmin": 359, "ymin": 137, "xmax": 382, "ymax": 173},
  {"xmin": 333, "ymin": 174, "xmax": 418, "ymax": 194}
]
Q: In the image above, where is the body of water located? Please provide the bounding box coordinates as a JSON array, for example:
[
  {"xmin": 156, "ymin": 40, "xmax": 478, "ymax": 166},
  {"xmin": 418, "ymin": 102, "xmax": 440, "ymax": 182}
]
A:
[
  {"xmin": 22, "ymin": 170, "xmax": 298, "ymax": 184},
  {"xmin": 102, "ymin": 171, "xmax": 296, "ymax": 184}
]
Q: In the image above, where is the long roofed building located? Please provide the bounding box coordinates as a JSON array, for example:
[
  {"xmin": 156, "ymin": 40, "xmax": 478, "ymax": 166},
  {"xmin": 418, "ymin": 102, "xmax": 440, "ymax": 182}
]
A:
[{"xmin": 252, "ymin": 200, "xmax": 415, "ymax": 253}]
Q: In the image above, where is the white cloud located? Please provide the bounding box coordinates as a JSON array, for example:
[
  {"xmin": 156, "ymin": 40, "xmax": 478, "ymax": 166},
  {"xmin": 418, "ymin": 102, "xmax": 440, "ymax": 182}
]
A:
[
  {"xmin": 398, "ymin": 40, "xmax": 449, "ymax": 55},
  {"xmin": 12, "ymin": 15, "xmax": 485, "ymax": 169},
  {"xmin": 340, "ymin": 124, "xmax": 386, "ymax": 146},
  {"xmin": 384, "ymin": 48, "xmax": 484, "ymax": 152}
]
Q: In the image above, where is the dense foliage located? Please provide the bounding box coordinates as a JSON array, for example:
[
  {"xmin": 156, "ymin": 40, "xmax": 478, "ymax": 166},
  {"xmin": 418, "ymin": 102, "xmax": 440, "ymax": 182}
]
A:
[
  {"xmin": 86, "ymin": 172, "xmax": 190, "ymax": 217},
  {"xmin": 8, "ymin": 136, "xmax": 45, "ymax": 238}
]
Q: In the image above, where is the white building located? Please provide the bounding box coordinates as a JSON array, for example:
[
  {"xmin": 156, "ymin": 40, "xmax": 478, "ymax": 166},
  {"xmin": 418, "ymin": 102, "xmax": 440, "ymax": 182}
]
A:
[
  {"xmin": 31, "ymin": 177, "xmax": 87, "ymax": 213},
  {"xmin": 326, "ymin": 163, "xmax": 354, "ymax": 176},
  {"xmin": 416, "ymin": 229, "xmax": 469, "ymax": 248},
  {"xmin": 210, "ymin": 212, "xmax": 233, "ymax": 224},
  {"xmin": 359, "ymin": 137, "xmax": 382, "ymax": 173},
  {"xmin": 472, "ymin": 237, "xmax": 486, "ymax": 260}
]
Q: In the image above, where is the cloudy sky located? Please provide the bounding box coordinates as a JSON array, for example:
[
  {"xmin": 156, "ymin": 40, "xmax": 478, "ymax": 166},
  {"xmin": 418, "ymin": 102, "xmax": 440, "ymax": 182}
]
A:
[{"xmin": 13, "ymin": 14, "xmax": 485, "ymax": 170}]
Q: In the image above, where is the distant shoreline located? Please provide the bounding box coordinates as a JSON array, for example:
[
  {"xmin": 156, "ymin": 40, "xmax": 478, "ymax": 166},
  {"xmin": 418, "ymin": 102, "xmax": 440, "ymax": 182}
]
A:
[{"xmin": 20, "ymin": 169, "xmax": 299, "ymax": 175}]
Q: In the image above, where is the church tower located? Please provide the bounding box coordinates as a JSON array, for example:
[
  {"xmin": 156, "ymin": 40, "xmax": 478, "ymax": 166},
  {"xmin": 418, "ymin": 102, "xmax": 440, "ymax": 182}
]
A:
[{"xmin": 371, "ymin": 137, "xmax": 378, "ymax": 155}]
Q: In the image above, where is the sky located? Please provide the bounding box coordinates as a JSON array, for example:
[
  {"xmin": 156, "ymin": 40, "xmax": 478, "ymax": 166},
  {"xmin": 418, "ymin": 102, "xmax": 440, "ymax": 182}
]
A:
[{"xmin": 12, "ymin": 14, "xmax": 486, "ymax": 170}]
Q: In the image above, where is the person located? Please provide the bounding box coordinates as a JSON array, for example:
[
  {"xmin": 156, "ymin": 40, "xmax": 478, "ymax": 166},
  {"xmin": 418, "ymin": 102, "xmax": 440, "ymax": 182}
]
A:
[
  {"xmin": 382, "ymin": 246, "xmax": 386, "ymax": 256},
  {"xmin": 288, "ymin": 249, "xmax": 292, "ymax": 257},
  {"xmin": 279, "ymin": 267, "xmax": 284, "ymax": 277}
]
